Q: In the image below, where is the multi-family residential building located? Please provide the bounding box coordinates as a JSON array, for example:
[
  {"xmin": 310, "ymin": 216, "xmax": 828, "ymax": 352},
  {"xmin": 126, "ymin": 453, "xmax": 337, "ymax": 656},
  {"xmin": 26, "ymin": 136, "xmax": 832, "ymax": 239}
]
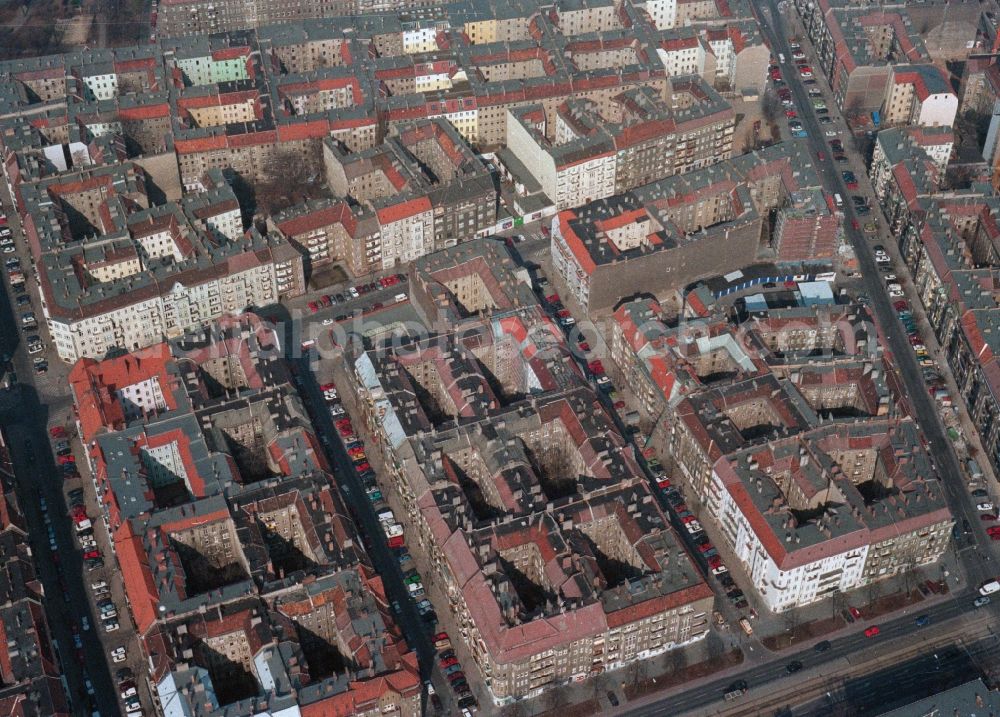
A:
[
  {"xmin": 503, "ymin": 79, "xmax": 735, "ymax": 209},
  {"xmin": 550, "ymin": 141, "xmax": 833, "ymax": 311},
  {"xmin": 881, "ymin": 64, "xmax": 958, "ymax": 129},
  {"xmin": 710, "ymin": 422, "xmax": 952, "ymax": 611},
  {"xmin": 349, "ymin": 239, "xmax": 714, "ymax": 702},
  {"xmin": 320, "ymin": 118, "xmax": 497, "ymax": 269},
  {"xmin": 68, "ymin": 314, "xmax": 422, "ymax": 717},
  {"xmin": 14, "ymin": 166, "xmax": 302, "ymax": 362},
  {"xmin": 609, "ymin": 288, "xmax": 952, "ymax": 612},
  {"xmin": 869, "ymin": 125, "xmax": 953, "ymax": 235},
  {"xmin": 793, "ymin": 1, "xmax": 930, "ymax": 115}
]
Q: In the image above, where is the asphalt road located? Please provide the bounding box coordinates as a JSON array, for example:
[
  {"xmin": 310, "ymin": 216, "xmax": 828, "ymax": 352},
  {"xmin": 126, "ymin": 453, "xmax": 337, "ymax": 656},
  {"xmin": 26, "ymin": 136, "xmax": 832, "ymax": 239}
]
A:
[
  {"xmin": 0, "ymin": 330, "xmax": 121, "ymax": 714},
  {"xmin": 622, "ymin": 587, "xmax": 985, "ymax": 717}
]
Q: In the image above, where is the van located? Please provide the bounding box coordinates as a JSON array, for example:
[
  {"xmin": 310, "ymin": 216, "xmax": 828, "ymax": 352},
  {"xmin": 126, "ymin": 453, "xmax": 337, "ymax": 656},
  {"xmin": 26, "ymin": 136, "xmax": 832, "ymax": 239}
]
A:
[
  {"xmin": 833, "ymin": 193, "xmax": 843, "ymax": 208},
  {"xmin": 394, "ymin": 293, "xmax": 407, "ymax": 303},
  {"xmin": 979, "ymin": 580, "xmax": 1000, "ymax": 596},
  {"xmin": 739, "ymin": 617, "xmax": 753, "ymax": 636}
]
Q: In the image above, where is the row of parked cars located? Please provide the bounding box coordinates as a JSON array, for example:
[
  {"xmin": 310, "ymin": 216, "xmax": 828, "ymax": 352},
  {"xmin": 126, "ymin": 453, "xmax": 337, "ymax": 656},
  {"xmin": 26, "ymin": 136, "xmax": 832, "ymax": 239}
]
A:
[
  {"xmin": 433, "ymin": 632, "xmax": 477, "ymax": 714},
  {"xmin": 654, "ymin": 474, "xmax": 746, "ymax": 609},
  {"xmin": 323, "ymin": 384, "xmax": 477, "ymax": 714},
  {"xmin": 307, "ymin": 274, "xmax": 405, "ymax": 313}
]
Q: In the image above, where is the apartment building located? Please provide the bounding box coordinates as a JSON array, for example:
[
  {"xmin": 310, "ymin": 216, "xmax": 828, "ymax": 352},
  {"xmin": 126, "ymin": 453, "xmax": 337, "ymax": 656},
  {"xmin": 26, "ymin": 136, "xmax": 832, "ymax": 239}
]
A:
[
  {"xmin": 609, "ymin": 287, "xmax": 951, "ymax": 611},
  {"xmin": 710, "ymin": 422, "xmax": 953, "ymax": 611},
  {"xmin": 881, "ymin": 64, "xmax": 958, "ymax": 129},
  {"xmin": 348, "ymin": 240, "xmax": 713, "ymax": 702},
  {"xmin": 793, "ymin": 1, "xmax": 930, "ymax": 115},
  {"xmin": 869, "ymin": 125, "xmax": 952, "ymax": 236},
  {"xmin": 69, "ymin": 314, "xmax": 421, "ymax": 717},
  {"xmin": 321, "ymin": 118, "xmax": 497, "ymax": 269},
  {"xmin": 15, "ymin": 166, "xmax": 301, "ymax": 362},
  {"xmin": 550, "ymin": 141, "xmax": 826, "ymax": 311},
  {"xmin": 503, "ymin": 79, "xmax": 735, "ymax": 209}
]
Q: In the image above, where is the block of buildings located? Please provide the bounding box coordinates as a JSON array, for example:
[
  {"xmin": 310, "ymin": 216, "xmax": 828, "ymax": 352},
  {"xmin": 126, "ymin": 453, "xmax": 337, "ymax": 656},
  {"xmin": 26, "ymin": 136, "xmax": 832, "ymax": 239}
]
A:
[
  {"xmin": 14, "ymin": 161, "xmax": 302, "ymax": 362},
  {"xmin": 349, "ymin": 239, "xmax": 713, "ymax": 702},
  {"xmin": 503, "ymin": 79, "xmax": 735, "ymax": 210},
  {"xmin": 320, "ymin": 118, "xmax": 497, "ymax": 270},
  {"xmin": 609, "ymin": 289, "xmax": 953, "ymax": 612},
  {"xmin": 68, "ymin": 313, "xmax": 422, "ymax": 716},
  {"xmin": 794, "ymin": 1, "xmax": 930, "ymax": 116},
  {"xmin": 550, "ymin": 140, "xmax": 829, "ymax": 311}
]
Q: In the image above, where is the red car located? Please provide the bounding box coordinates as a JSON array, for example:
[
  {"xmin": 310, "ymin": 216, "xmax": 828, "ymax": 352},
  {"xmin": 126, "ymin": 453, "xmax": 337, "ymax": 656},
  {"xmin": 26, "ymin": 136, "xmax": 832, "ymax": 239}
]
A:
[
  {"xmin": 785, "ymin": 109, "xmax": 797, "ymax": 119},
  {"xmin": 894, "ymin": 301, "xmax": 909, "ymax": 312},
  {"xmin": 308, "ymin": 301, "xmax": 319, "ymax": 313},
  {"xmin": 82, "ymin": 549, "xmax": 100, "ymax": 560},
  {"xmin": 434, "ymin": 632, "xmax": 449, "ymax": 642},
  {"xmin": 981, "ymin": 514, "xmax": 997, "ymax": 521},
  {"xmin": 57, "ymin": 454, "xmax": 75, "ymax": 465},
  {"xmin": 614, "ymin": 400, "xmax": 625, "ymax": 410},
  {"xmin": 864, "ymin": 625, "xmax": 880, "ymax": 638},
  {"xmin": 988, "ymin": 526, "xmax": 1000, "ymax": 535},
  {"xmin": 656, "ymin": 478, "xmax": 671, "ymax": 489},
  {"xmin": 708, "ymin": 555, "xmax": 723, "ymax": 568},
  {"xmin": 545, "ymin": 294, "xmax": 560, "ymax": 305},
  {"xmin": 440, "ymin": 657, "xmax": 458, "ymax": 668},
  {"xmin": 355, "ymin": 462, "xmax": 371, "ymax": 473},
  {"xmin": 556, "ymin": 309, "xmax": 571, "ymax": 319},
  {"xmin": 447, "ymin": 671, "xmax": 465, "ymax": 683},
  {"xmin": 698, "ymin": 543, "xmax": 714, "ymax": 553},
  {"xmin": 319, "ymin": 295, "xmax": 331, "ymax": 307},
  {"xmin": 49, "ymin": 426, "xmax": 66, "ymax": 438},
  {"xmin": 681, "ymin": 515, "xmax": 697, "ymax": 524},
  {"xmin": 578, "ymin": 341, "xmax": 591, "ymax": 352},
  {"xmin": 817, "ymin": 150, "xmax": 825, "ymax": 161},
  {"xmin": 388, "ymin": 535, "xmax": 405, "ymax": 548},
  {"xmin": 320, "ymin": 382, "xmax": 335, "ymax": 391},
  {"xmin": 348, "ymin": 447, "xmax": 365, "ymax": 458},
  {"xmin": 849, "ymin": 606, "xmax": 862, "ymax": 619},
  {"xmin": 851, "ymin": 219, "xmax": 860, "ymax": 231},
  {"xmin": 587, "ymin": 360, "xmax": 604, "ymax": 374}
]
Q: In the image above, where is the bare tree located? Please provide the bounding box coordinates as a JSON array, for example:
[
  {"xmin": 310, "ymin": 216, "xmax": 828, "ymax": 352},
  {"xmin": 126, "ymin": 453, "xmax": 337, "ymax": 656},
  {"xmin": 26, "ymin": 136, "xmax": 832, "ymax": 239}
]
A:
[
  {"xmin": 760, "ymin": 89, "xmax": 780, "ymax": 124},
  {"xmin": 501, "ymin": 700, "xmax": 529, "ymax": 717},
  {"xmin": 541, "ymin": 683, "xmax": 571, "ymax": 713}
]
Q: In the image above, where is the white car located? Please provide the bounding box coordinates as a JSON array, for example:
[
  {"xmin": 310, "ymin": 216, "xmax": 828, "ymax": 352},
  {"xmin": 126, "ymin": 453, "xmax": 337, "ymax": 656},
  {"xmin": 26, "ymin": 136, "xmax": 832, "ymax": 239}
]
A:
[
  {"xmin": 886, "ymin": 283, "xmax": 903, "ymax": 293},
  {"xmin": 712, "ymin": 565, "xmax": 728, "ymax": 576},
  {"xmin": 111, "ymin": 646, "xmax": 127, "ymax": 663},
  {"xmin": 104, "ymin": 620, "xmax": 120, "ymax": 632},
  {"xmin": 81, "ymin": 616, "xmax": 90, "ymax": 631},
  {"xmin": 321, "ymin": 318, "xmax": 334, "ymax": 325},
  {"xmin": 1, "ymin": 245, "xmax": 14, "ymax": 254},
  {"xmin": 889, "ymin": 289, "xmax": 905, "ymax": 298},
  {"xmin": 978, "ymin": 502, "xmax": 995, "ymax": 512},
  {"xmin": 348, "ymin": 287, "xmax": 359, "ymax": 298},
  {"xmin": 825, "ymin": 130, "xmax": 838, "ymax": 137}
]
